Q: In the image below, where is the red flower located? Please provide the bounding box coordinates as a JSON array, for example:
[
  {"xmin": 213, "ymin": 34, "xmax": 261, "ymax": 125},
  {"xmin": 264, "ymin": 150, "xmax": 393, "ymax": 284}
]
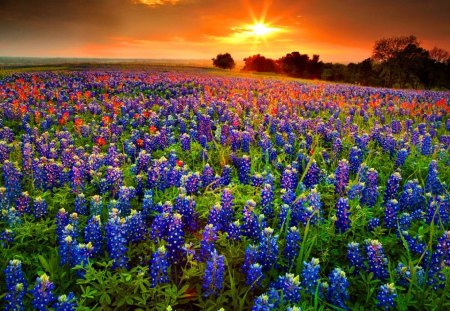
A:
[
  {"xmin": 136, "ymin": 139, "xmax": 144, "ymax": 147},
  {"xmin": 149, "ymin": 125, "xmax": 158, "ymax": 134},
  {"xmin": 176, "ymin": 160, "xmax": 183, "ymax": 167},
  {"xmin": 96, "ymin": 137, "xmax": 106, "ymax": 146}
]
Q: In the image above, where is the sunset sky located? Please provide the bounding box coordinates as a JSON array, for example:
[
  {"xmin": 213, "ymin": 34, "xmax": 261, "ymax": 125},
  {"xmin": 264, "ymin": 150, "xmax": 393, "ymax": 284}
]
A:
[{"xmin": 0, "ymin": 0, "xmax": 449, "ymax": 63}]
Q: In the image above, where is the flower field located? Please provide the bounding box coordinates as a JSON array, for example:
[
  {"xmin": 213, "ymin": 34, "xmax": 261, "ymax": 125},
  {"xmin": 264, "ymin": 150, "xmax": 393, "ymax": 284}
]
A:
[{"xmin": 0, "ymin": 69, "xmax": 449, "ymax": 310}]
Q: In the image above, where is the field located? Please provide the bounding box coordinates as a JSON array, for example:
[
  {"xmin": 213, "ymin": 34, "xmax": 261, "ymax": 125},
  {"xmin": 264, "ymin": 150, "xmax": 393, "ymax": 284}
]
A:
[{"xmin": 0, "ymin": 67, "xmax": 449, "ymax": 310}]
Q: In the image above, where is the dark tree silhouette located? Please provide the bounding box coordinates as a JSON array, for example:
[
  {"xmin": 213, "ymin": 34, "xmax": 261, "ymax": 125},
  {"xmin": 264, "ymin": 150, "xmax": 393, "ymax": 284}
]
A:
[
  {"xmin": 276, "ymin": 52, "xmax": 323, "ymax": 78},
  {"xmin": 372, "ymin": 35, "xmax": 419, "ymax": 63},
  {"xmin": 429, "ymin": 47, "xmax": 450, "ymax": 63},
  {"xmin": 242, "ymin": 54, "xmax": 278, "ymax": 72},
  {"xmin": 212, "ymin": 53, "xmax": 235, "ymax": 69}
]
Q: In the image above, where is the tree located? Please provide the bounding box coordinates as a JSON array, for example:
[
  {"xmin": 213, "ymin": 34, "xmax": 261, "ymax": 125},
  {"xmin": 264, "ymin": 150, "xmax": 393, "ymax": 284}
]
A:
[
  {"xmin": 372, "ymin": 35, "xmax": 419, "ymax": 63},
  {"xmin": 429, "ymin": 47, "xmax": 449, "ymax": 63},
  {"xmin": 242, "ymin": 54, "xmax": 278, "ymax": 73},
  {"xmin": 212, "ymin": 53, "xmax": 235, "ymax": 69}
]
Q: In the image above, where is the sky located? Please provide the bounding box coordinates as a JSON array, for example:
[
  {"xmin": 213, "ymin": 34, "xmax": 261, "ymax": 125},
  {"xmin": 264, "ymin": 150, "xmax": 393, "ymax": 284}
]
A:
[{"xmin": 0, "ymin": 0, "xmax": 449, "ymax": 63}]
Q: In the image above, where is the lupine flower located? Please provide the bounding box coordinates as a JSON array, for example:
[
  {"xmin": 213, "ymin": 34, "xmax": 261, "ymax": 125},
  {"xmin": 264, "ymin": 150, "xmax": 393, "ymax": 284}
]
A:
[
  {"xmin": 105, "ymin": 209, "xmax": 128, "ymax": 269},
  {"xmin": 2, "ymin": 160, "xmax": 22, "ymax": 203},
  {"xmin": 84, "ymin": 215, "xmax": 103, "ymax": 257},
  {"xmin": 16, "ymin": 192, "xmax": 30, "ymax": 215},
  {"xmin": 376, "ymin": 283, "xmax": 396, "ymax": 311},
  {"xmin": 384, "ymin": 199, "xmax": 399, "ymax": 230},
  {"xmin": 335, "ymin": 197, "xmax": 351, "ymax": 233},
  {"xmin": 260, "ymin": 183, "xmax": 274, "ymax": 219},
  {"xmin": 202, "ymin": 250, "xmax": 225, "ymax": 297},
  {"xmin": 33, "ymin": 196, "xmax": 47, "ymax": 219},
  {"xmin": 427, "ymin": 231, "xmax": 450, "ymax": 289},
  {"xmin": 257, "ymin": 227, "xmax": 279, "ymax": 271},
  {"xmin": 426, "ymin": 195, "xmax": 449, "ymax": 226},
  {"xmin": 252, "ymin": 173, "xmax": 264, "ymax": 187},
  {"xmin": 242, "ymin": 244, "xmax": 259, "ymax": 273},
  {"xmin": 184, "ymin": 172, "xmax": 201, "ymax": 195},
  {"xmin": 384, "ymin": 172, "xmax": 402, "ymax": 203},
  {"xmin": 361, "ymin": 168, "xmax": 379, "ymax": 207},
  {"xmin": 281, "ymin": 166, "xmax": 298, "ymax": 192},
  {"xmin": 125, "ymin": 210, "xmax": 147, "ymax": 243},
  {"xmin": 252, "ymin": 288, "xmax": 280, "ymax": 311},
  {"xmin": 226, "ymin": 219, "xmax": 241, "ymax": 240},
  {"xmin": 365, "ymin": 239, "xmax": 388, "ymax": 280},
  {"xmin": 199, "ymin": 224, "xmax": 218, "ymax": 261},
  {"xmin": 174, "ymin": 193, "xmax": 198, "ymax": 232},
  {"xmin": 53, "ymin": 292, "xmax": 77, "ymax": 311},
  {"xmin": 237, "ymin": 155, "xmax": 251, "ymax": 185},
  {"xmin": 181, "ymin": 133, "xmax": 191, "ymax": 151},
  {"xmin": 327, "ymin": 268, "xmax": 349, "ymax": 310},
  {"xmin": 349, "ymin": 147, "xmax": 363, "ymax": 174},
  {"xmin": 220, "ymin": 165, "xmax": 232, "ymax": 186},
  {"xmin": 241, "ymin": 200, "xmax": 261, "ymax": 241},
  {"xmin": 246, "ymin": 263, "xmax": 264, "ymax": 289},
  {"xmin": 347, "ymin": 242, "xmax": 364, "ymax": 274},
  {"xmin": 142, "ymin": 189, "xmax": 155, "ymax": 220},
  {"xmin": 398, "ymin": 180, "xmax": 425, "ymax": 213},
  {"xmin": 303, "ymin": 160, "xmax": 321, "ymax": 189},
  {"xmin": 395, "ymin": 263, "xmax": 425, "ymax": 288},
  {"xmin": 272, "ymin": 273, "xmax": 301, "ymax": 304},
  {"xmin": 334, "ymin": 159, "xmax": 349, "ymax": 196},
  {"xmin": 284, "ymin": 226, "xmax": 302, "ymax": 267},
  {"xmin": 74, "ymin": 193, "xmax": 87, "ymax": 215},
  {"xmin": 31, "ymin": 273, "xmax": 55, "ymax": 311},
  {"xmin": 425, "ymin": 160, "xmax": 445, "ymax": 195},
  {"xmin": 394, "ymin": 148, "xmax": 409, "ymax": 168},
  {"xmin": 90, "ymin": 195, "xmax": 103, "ymax": 216},
  {"xmin": 302, "ymin": 258, "xmax": 321, "ymax": 296},
  {"xmin": 149, "ymin": 245, "xmax": 170, "ymax": 288},
  {"xmin": 421, "ymin": 133, "xmax": 432, "ymax": 155},
  {"xmin": 4, "ymin": 259, "xmax": 27, "ymax": 311},
  {"xmin": 167, "ymin": 213, "xmax": 184, "ymax": 264}
]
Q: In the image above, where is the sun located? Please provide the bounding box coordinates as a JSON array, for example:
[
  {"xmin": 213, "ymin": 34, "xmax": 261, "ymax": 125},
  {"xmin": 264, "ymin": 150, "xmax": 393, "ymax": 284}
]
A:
[{"xmin": 250, "ymin": 23, "xmax": 277, "ymax": 37}]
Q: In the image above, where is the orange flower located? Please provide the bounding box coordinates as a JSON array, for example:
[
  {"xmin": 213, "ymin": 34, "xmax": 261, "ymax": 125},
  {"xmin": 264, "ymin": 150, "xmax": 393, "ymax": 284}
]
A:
[
  {"xmin": 136, "ymin": 139, "xmax": 144, "ymax": 147},
  {"xmin": 149, "ymin": 125, "xmax": 158, "ymax": 134},
  {"xmin": 102, "ymin": 115, "xmax": 111, "ymax": 126}
]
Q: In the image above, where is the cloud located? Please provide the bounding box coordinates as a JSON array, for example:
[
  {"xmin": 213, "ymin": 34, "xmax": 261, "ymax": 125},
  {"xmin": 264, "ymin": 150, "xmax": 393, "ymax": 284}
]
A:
[{"xmin": 133, "ymin": 0, "xmax": 184, "ymax": 6}]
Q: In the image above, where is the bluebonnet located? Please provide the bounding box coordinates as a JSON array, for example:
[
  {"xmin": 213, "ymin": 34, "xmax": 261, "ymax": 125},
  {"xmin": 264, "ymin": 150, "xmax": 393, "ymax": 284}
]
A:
[
  {"xmin": 241, "ymin": 200, "xmax": 261, "ymax": 241},
  {"xmin": 90, "ymin": 195, "xmax": 103, "ymax": 216},
  {"xmin": 257, "ymin": 227, "xmax": 279, "ymax": 271},
  {"xmin": 334, "ymin": 159, "xmax": 349, "ymax": 196},
  {"xmin": 260, "ymin": 183, "xmax": 274, "ymax": 219},
  {"xmin": 4, "ymin": 259, "xmax": 27, "ymax": 311},
  {"xmin": 105, "ymin": 209, "xmax": 128, "ymax": 269},
  {"xmin": 384, "ymin": 172, "xmax": 402, "ymax": 203},
  {"xmin": 425, "ymin": 160, "xmax": 445, "ymax": 195},
  {"xmin": 237, "ymin": 155, "xmax": 251, "ymax": 185},
  {"xmin": 199, "ymin": 224, "xmax": 218, "ymax": 261},
  {"xmin": 74, "ymin": 193, "xmax": 87, "ymax": 215},
  {"xmin": 84, "ymin": 215, "xmax": 103, "ymax": 257},
  {"xmin": 53, "ymin": 292, "xmax": 77, "ymax": 311},
  {"xmin": 166, "ymin": 213, "xmax": 184, "ymax": 264},
  {"xmin": 365, "ymin": 239, "xmax": 388, "ymax": 280},
  {"xmin": 31, "ymin": 273, "xmax": 55, "ymax": 311},
  {"xmin": 272, "ymin": 273, "xmax": 301, "ymax": 304},
  {"xmin": 149, "ymin": 245, "xmax": 170, "ymax": 287},
  {"xmin": 303, "ymin": 160, "xmax": 321, "ymax": 189},
  {"xmin": 252, "ymin": 288, "xmax": 280, "ymax": 311},
  {"xmin": 202, "ymin": 250, "xmax": 225, "ymax": 297},
  {"xmin": 398, "ymin": 180, "xmax": 425, "ymax": 213},
  {"xmin": 284, "ymin": 226, "xmax": 302, "ymax": 267},
  {"xmin": 349, "ymin": 147, "xmax": 363, "ymax": 174},
  {"xmin": 361, "ymin": 168, "xmax": 379, "ymax": 207},
  {"xmin": 384, "ymin": 199, "xmax": 399, "ymax": 230},
  {"xmin": 335, "ymin": 197, "xmax": 351, "ymax": 233},
  {"xmin": 246, "ymin": 263, "xmax": 264, "ymax": 289},
  {"xmin": 394, "ymin": 148, "xmax": 408, "ymax": 168},
  {"xmin": 376, "ymin": 283, "xmax": 396, "ymax": 311},
  {"xmin": 347, "ymin": 242, "xmax": 364, "ymax": 274},
  {"xmin": 220, "ymin": 165, "xmax": 232, "ymax": 186},
  {"xmin": 368, "ymin": 217, "xmax": 381, "ymax": 232},
  {"xmin": 302, "ymin": 258, "xmax": 321, "ymax": 296},
  {"xmin": 327, "ymin": 268, "xmax": 349, "ymax": 310},
  {"xmin": 33, "ymin": 196, "xmax": 47, "ymax": 219},
  {"xmin": 421, "ymin": 133, "xmax": 432, "ymax": 155},
  {"xmin": 125, "ymin": 210, "xmax": 147, "ymax": 243}
]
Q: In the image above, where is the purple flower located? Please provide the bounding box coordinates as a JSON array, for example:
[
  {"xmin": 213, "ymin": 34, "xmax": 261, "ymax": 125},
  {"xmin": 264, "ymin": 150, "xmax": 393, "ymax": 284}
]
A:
[
  {"xmin": 31, "ymin": 274, "xmax": 55, "ymax": 311},
  {"xmin": 365, "ymin": 239, "xmax": 388, "ymax": 280},
  {"xmin": 301, "ymin": 257, "xmax": 321, "ymax": 296},
  {"xmin": 202, "ymin": 250, "xmax": 225, "ymax": 297},
  {"xmin": 376, "ymin": 283, "xmax": 396, "ymax": 311},
  {"xmin": 335, "ymin": 197, "xmax": 351, "ymax": 233},
  {"xmin": 347, "ymin": 242, "xmax": 364, "ymax": 274},
  {"xmin": 284, "ymin": 226, "xmax": 302, "ymax": 267},
  {"xmin": 33, "ymin": 196, "xmax": 48, "ymax": 219},
  {"xmin": 334, "ymin": 159, "xmax": 349, "ymax": 196},
  {"xmin": 149, "ymin": 245, "xmax": 170, "ymax": 287},
  {"xmin": 327, "ymin": 268, "xmax": 349, "ymax": 310},
  {"xmin": 384, "ymin": 199, "xmax": 399, "ymax": 230},
  {"xmin": 384, "ymin": 172, "xmax": 402, "ymax": 204},
  {"xmin": 272, "ymin": 273, "xmax": 301, "ymax": 304}
]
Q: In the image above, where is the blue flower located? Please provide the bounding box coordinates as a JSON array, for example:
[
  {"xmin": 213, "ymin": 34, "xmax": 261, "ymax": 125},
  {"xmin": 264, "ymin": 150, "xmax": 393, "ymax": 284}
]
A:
[
  {"xmin": 202, "ymin": 250, "xmax": 225, "ymax": 297},
  {"xmin": 376, "ymin": 283, "xmax": 396, "ymax": 311}
]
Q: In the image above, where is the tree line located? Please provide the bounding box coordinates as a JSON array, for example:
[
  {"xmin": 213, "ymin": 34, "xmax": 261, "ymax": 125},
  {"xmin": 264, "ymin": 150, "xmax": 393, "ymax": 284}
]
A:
[{"xmin": 212, "ymin": 35, "xmax": 450, "ymax": 89}]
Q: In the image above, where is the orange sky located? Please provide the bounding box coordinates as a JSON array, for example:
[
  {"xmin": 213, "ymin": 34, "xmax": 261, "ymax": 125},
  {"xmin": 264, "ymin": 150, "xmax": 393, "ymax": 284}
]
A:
[{"xmin": 0, "ymin": 0, "xmax": 449, "ymax": 63}]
